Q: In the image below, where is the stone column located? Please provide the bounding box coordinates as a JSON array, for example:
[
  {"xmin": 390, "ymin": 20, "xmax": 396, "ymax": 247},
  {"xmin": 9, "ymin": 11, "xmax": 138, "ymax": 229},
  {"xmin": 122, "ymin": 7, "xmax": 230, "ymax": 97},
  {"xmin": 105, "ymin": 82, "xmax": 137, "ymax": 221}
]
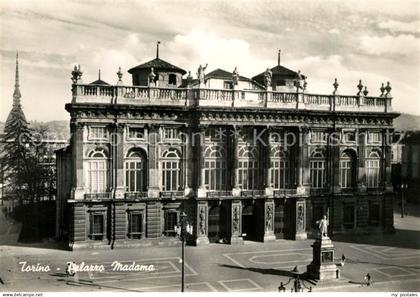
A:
[
  {"xmin": 357, "ymin": 129, "xmax": 367, "ymax": 192},
  {"xmin": 295, "ymin": 198, "xmax": 307, "ymax": 240},
  {"xmin": 196, "ymin": 201, "xmax": 209, "ymax": 245},
  {"xmin": 230, "ymin": 200, "xmax": 243, "ymax": 244},
  {"xmin": 112, "ymin": 123, "xmax": 125, "ymax": 199},
  {"xmin": 184, "ymin": 126, "xmax": 194, "ymax": 197},
  {"xmin": 197, "ymin": 126, "xmax": 207, "ymax": 198},
  {"xmin": 148, "ymin": 124, "xmax": 160, "ymax": 198},
  {"xmin": 330, "ymin": 128, "xmax": 341, "ymax": 194},
  {"xmin": 383, "ymin": 129, "xmax": 393, "ymax": 192},
  {"xmin": 263, "ymin": 199, "xmax": 276, "ymax": 242},
  {"xmin": 71, "ymin": 122, "xmax": 85, "ymax": 200},
  {"xmin": 232, "ymin": 126, "xmax": 241, "ymax": 197},
  {"xmin": 265, "ymin": 128, "xmax": 274, "ymax": 196},
  {"xmin": 297, "ymin": 127, "xmax": 310, "ymax": 195}
]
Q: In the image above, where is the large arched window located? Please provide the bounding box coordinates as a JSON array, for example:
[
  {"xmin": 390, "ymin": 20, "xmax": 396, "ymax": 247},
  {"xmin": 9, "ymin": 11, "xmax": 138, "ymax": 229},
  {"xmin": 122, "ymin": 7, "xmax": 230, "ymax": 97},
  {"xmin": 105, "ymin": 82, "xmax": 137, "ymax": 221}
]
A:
[
  {"xmin": 310, "ymin": 150, "xmax": 326, "ymax": 189},
  {"xmin": 238, "ymin": 146, "xmax": 259, "ymax": 190},
  {"xmin": 270, "ymin": 147, "xmax": 290, "ymax": 189},
  {"xmin": 366, "ymin": 151, "xmax": 381, "ymax": 188},
  {"xmin": 87, "ymin": 148, "xmax": 108, "ymax": 193},
  {"xmin": 204, "ymin": 145, "xmax": 226, "ymax": 191},
  {"xmin": 125, "ymin": 149, "xmax": 147, "ymax": 192},
  {"xmin": 161, "ymin": 148, "xmax": 181, "ymax": 191},
  {"xmin": 340, "ymin": 150, "xmax": 356, "ymax": 189}
]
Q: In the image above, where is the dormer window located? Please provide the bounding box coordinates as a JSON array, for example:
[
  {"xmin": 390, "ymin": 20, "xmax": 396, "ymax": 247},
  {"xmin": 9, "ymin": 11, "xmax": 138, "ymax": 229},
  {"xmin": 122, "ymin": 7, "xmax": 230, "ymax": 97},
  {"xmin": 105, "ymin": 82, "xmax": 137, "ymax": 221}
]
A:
[
  {"xmin": 168, "ymin": 74, "xmax": 177, "ymax": 85},
  {"xmin": 223, "ymin": 81, "xmax": 233, "ymax": 89}
]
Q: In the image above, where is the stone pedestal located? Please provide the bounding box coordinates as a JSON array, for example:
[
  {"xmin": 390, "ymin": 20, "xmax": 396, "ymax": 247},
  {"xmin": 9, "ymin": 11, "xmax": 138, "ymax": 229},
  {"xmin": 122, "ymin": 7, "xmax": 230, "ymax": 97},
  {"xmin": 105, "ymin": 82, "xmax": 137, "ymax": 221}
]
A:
[{"xmin": 306, "ymin": 236, "xmax": 339, "ymax": 280}]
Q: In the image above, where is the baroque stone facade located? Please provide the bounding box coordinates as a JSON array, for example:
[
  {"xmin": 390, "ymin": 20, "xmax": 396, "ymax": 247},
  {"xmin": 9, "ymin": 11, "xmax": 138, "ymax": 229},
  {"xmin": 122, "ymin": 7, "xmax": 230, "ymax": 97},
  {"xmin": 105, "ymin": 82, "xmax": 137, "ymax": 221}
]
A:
[{"xmin": 56, "ymin": 51, "xmax": 398, "ymax": 250}]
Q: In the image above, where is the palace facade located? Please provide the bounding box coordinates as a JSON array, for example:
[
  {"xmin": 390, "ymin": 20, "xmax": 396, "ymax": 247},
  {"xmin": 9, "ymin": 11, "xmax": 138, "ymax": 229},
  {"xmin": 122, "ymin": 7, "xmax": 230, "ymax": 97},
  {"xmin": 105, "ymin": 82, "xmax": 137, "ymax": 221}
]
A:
[{"xmin": 56, "ymin": 49, "xmax": 398, "ymax": 250}]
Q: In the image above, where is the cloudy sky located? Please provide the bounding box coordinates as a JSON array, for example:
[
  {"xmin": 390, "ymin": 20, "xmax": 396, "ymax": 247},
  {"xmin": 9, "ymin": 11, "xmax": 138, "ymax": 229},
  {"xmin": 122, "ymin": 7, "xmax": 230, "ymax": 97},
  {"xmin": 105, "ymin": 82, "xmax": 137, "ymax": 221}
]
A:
[{"xmin": 0, "ymin": 0, "xmax": 419, "ymax": 121}]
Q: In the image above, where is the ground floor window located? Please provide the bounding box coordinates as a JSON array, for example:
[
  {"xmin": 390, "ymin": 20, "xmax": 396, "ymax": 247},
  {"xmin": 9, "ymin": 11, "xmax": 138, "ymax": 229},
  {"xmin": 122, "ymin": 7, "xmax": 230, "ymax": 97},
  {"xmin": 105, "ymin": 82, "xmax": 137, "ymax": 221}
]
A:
[
  {"xmin": 343, "ymin": 204, "xmax": 355, "ymax": 229},
  {"xmin": 128, "ymin": 211, "xmax": 144, "ymax": 239},
  {"xmin": 89, "ymin": 212, "xmax": 105, "ymax": 240},
  {"xmin": 164, "ymin": 210, "xmax": 179, "ymax": 237},
  {"xmin": 368, "ymin": 203, "xmax": 380, "ymax": 226}
]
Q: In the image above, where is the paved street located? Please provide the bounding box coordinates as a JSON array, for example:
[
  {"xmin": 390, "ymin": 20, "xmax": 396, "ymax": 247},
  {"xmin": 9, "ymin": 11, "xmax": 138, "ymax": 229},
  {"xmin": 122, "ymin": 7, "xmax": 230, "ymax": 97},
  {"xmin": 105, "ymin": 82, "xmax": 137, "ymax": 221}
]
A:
[{"xmin": 0, "ymin": 201, "xmax": 419, "ymax": 292}]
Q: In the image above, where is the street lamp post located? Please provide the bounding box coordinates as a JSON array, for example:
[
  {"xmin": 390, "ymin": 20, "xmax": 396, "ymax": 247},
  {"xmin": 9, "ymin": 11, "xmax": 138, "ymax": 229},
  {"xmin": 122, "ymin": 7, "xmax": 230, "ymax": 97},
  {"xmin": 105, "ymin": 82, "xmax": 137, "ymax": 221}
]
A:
[
  {"xmin": 401, "ymin": 183, "xmax": 408, "ymax": 218},
  {"xmin": 278, "ymin": 266, "xmax": 312, "ymax": 293},
  {"xmin": 175, "ymin": 211, "xmax": 193, "ymax": 293}
]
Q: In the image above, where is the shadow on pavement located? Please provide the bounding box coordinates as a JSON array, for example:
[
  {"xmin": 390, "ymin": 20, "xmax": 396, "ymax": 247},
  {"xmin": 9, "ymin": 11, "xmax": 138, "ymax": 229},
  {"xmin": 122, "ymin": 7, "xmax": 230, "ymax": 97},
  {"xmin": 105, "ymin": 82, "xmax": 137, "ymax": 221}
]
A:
[
  {"xmin": 218, "ymin": 264, "xmax": 319, "ymax": 286},
  {"xmin": 332, "ymin": 228, "xmax": 420, "ymax": 250}
]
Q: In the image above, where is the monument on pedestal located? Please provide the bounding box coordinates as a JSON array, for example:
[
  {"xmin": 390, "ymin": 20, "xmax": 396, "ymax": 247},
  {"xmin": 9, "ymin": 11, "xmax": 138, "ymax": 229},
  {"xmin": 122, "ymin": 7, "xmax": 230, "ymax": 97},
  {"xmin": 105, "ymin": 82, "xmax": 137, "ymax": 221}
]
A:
[{"xmin": 306, "ymin": 215, "xmax": 339, "ymax": 280}]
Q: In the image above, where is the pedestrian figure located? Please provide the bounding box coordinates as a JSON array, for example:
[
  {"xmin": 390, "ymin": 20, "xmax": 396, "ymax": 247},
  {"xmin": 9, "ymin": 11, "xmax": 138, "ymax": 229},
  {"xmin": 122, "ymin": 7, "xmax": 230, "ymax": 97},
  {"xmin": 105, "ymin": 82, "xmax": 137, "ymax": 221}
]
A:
[
  {"xmin": 341, "ymin": 254, "xmax": 346, "ymax": 266},
  {"xmin": 278, "ymin": 282, "xmax": 286, "ymax": 292},
  {"xmin": 364, "ymin": 273, "xmax": 371, "ymax": 286}
]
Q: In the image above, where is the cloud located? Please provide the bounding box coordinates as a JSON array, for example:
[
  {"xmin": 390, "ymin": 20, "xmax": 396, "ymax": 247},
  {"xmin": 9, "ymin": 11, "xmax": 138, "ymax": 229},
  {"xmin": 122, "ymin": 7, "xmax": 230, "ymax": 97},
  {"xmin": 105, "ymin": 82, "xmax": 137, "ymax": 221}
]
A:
[
  {"xmin": 359, "ymin": 34, "xmax": 419, "ymax": 55},
  {"xmin": 378, "ymin": 20, "xmax": 420, "ymax": 34},
  {"xmin": 165, "ymin": 31, "xmax": 272, "ymax": 76},
  {"xmin": 328, "ymin": 28, "xmax": 340, "ymax": 34}
]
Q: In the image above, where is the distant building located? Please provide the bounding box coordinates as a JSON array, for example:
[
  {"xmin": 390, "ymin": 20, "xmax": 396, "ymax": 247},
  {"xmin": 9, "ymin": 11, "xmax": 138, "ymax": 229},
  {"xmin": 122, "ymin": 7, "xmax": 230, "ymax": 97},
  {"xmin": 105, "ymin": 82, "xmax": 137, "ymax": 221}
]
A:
[
  {"xmin": 401, "ymin": 131, "xmax": 420, "ymax": 202},
  {"xmin": 56, "ymin": 46, "xmax": 398, "ymax": 250}
]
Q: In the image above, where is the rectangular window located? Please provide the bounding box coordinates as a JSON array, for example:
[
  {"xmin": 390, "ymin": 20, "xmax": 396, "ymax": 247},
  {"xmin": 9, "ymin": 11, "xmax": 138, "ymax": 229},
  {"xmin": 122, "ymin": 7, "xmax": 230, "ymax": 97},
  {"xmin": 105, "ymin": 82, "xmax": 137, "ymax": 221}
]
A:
[
  {"xmin": 368, "ymin": 203, "xmax": 380, "ymax": 226},
  {"xmin": 366, "ymin": 159, "xmax": 380, "ymax": 188},
  {"xmin": 340, "ymin": 159, "xmax": 353, "ymax": 188},
  {"xmin": 87, "ymin": 160, "xmax": 107, "ymax": 193},
  {"xmin": 310, "ymin": 160, "xmax": 326, "ymax": 188},
  {"xmin": 89, "ymin": 127, "xmax": 108, "ymax": 140},
  {"xmin": 238, "ymin": 160, "xmax": 259, "ymax": 190},
  {"xmin": 163, "ymin": 127, "xmax": 180, "ymax": 140},
  {"xmin": 311, "ymin": 131, "xmax": 327, "ymax": 143},
  {"xmin": 162, "ymin": 161, "xmax": 180, "ymax": 191},
  {"xmin": 223, "ymin": 81, "xmax": 233, "ymax": 89},
  {"xmin": 90, "ymin": 213, "xmax": 105, "ymax": 240},
  {"xmin": 271, "ymin": 160, "xmax": 289, "ymax": 189},
  {"xmin": 343, "ymin": 205, "xmax": 355, "ymax": 229},
  {"xmin": 164, "ymin": 211, "xmax": 178, "ymax": 237},
  {"xmin": 125, "ymin": 160, "xmax": 145, "ymax": 192},
  {"xmin": 128, "ymin": 127, "xmax": 145, "ymax": 139},
  {"xmin": 343, "ymin": 131, "xmax": 356, "ymax": 143},
  {"xmin": 368, "ymin": 132, "xmax": 381, "ymax": 143},
  {"xmin": 204, "ymin": 160, "xmax": 227, "ymax": 191},
  {"xmin": 128, "ymin": 211, "xmax": 144, "ymax": 239}
]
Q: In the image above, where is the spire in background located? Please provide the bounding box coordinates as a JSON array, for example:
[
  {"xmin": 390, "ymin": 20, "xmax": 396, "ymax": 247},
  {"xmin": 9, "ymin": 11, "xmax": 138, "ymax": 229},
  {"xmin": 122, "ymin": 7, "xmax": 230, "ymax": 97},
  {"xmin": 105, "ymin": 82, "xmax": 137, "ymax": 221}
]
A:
[
  {"xmin": 98, "ymin": 68, "xmax": 101, "ymax": 80},
  {"xmin": 156, "ymin": 41, "xmax": 161, "ymax": 59},
  {"xmin": 278, "ymin": 49, "xmax": 281, "ymax": 66},
  {"xmin": 13, "ymin": 51, "xmax": 22, "ymax": 107}
]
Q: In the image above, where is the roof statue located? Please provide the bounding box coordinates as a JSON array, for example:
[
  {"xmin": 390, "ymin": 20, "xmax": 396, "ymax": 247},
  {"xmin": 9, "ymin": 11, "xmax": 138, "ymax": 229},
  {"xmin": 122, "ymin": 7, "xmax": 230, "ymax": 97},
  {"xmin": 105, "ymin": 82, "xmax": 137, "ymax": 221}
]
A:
[{"xmin": 197, "ymin": 63, "xmax": 208, "ymax": 85}]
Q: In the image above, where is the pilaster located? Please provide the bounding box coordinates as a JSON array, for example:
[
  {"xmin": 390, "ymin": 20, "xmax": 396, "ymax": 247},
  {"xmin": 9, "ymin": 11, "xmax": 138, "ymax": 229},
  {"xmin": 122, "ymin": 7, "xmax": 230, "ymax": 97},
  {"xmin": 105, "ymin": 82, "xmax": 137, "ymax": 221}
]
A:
[
  {"xmin": 357, "ymin": 129, "xmax": 367, "ymax": 193},
  {"xmin": 196, "ymin": 201, "xmax": 209, "ymax": 245},
  {"xmin": 71, "ymin": 122, "xmax": 85, "ymax": 200},
  {"xmin": 295, "ymin": 198, "xmax": 307, "ymax": 240},
  {"xmin": 230, "ymin": 200, "xmax": 243, "ymax": 244},
  {"xmin": 263, "ymin": 199, "xmax": 276, "ymax": 242},
  {"xmin": 147, "ymin": 124, "xmax": 160, "ymax": 198}
]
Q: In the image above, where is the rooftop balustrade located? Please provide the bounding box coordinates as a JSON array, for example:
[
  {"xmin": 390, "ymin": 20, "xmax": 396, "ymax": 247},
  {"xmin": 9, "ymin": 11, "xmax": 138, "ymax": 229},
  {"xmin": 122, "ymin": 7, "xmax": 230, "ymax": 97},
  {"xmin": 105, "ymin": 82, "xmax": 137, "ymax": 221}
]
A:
[{"xmin": 72, "ymin": 83, "xmax": 393, "ymax": 113}]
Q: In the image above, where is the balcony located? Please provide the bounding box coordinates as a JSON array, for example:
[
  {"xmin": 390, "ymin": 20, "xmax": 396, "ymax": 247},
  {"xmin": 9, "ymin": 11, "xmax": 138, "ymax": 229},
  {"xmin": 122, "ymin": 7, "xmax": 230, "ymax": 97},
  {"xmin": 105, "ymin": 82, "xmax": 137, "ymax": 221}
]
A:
[
  {"xmin": 124, "ymin": 192, "xmax": 148, "ymax": 199},
  {"xmin": 206, "ymin": 191, "xmax": 232, "ymax": 198},
  {"xmin": 71, "ymin": 84, "xmax": 393, "ymax": 113},
  {"xmin": 273, "ymin": 189, "xmax": 298, "ymax": 198},
  {"xmin": 84, "ymin": 192, "xmax": 111, "ymax": 200},
  {"xmin": 159, "ymin": 191, "xmax": 185, "ymax": 199},
  {"xmin": 240, "ymin": 190, "xmax": 266, "ymax": 197}
]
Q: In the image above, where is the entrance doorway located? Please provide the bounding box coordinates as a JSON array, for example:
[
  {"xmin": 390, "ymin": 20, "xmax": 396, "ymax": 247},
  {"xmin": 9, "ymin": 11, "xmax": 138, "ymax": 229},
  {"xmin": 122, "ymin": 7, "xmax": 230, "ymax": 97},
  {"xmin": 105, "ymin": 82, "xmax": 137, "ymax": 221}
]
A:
[
  {"xmin": 208, "ymin": 205, "xmax": 227, "ymax": 243},
  {"xmin": 242, "ymin": 203, "xmax": 258, "ymax": 241}
]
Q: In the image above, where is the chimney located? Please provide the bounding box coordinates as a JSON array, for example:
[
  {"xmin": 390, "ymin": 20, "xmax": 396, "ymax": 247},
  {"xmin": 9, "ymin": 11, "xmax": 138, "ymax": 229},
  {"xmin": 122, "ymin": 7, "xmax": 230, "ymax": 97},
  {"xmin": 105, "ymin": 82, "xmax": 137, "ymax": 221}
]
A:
[
  {"xmin": 156, "ymin": 41, "xmax": 161, "ymax": 59},
  {"xmin": 278, "ymin": 49, "xmax": 281, "ymax": 66}
]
